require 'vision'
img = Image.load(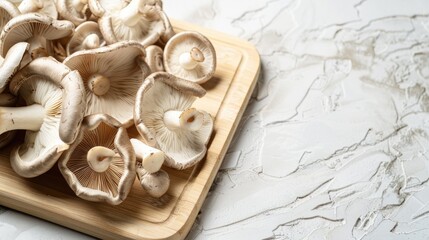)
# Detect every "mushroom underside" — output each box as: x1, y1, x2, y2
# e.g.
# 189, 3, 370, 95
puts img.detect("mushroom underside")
140, 81, 212, 168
